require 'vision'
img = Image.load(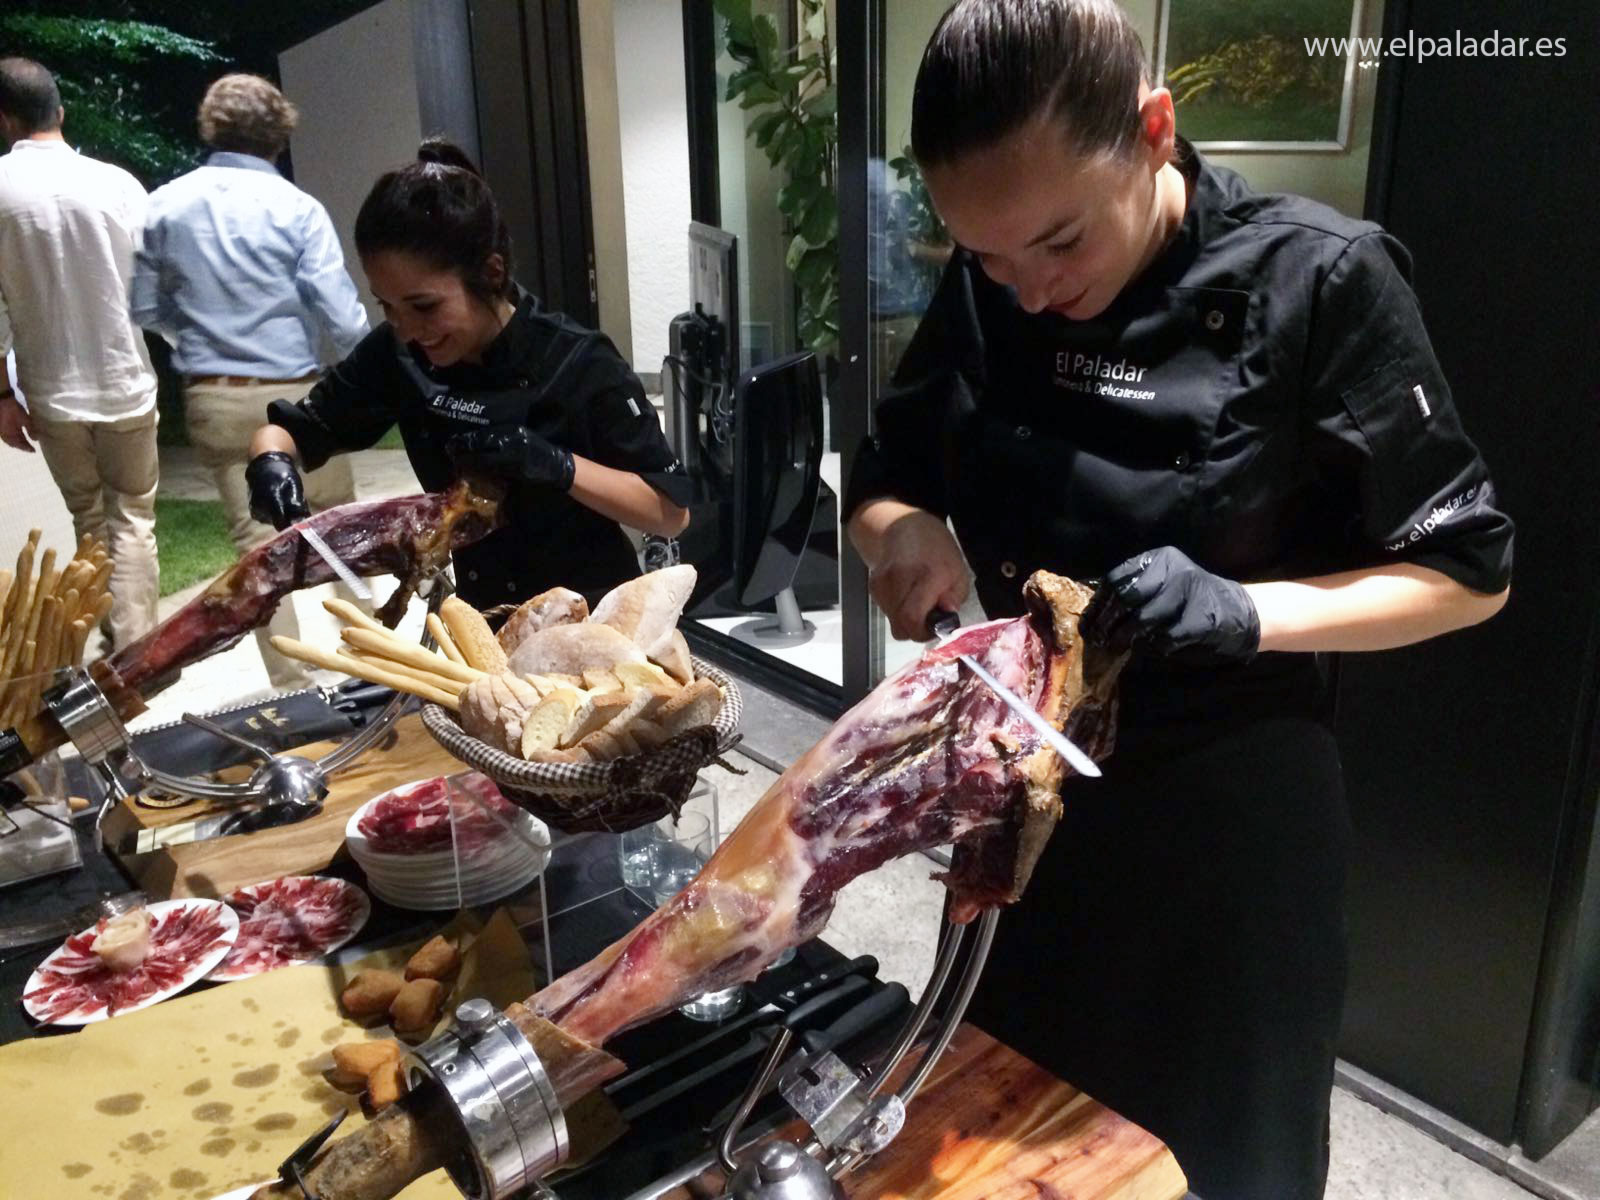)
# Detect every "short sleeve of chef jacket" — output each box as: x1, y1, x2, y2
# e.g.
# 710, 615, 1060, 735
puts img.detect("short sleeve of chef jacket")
843, 257, 984, 523
1302, 231, 1513, 593
571, 335, 696, 508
